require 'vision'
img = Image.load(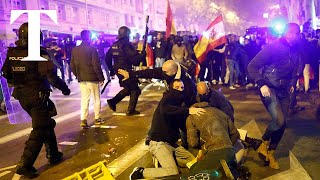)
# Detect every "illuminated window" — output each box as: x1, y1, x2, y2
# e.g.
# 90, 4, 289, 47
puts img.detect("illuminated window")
9, 0, 26, 10
39, 0, 49, 10
88, 9, 92, 25
72, 7, 79, 21
57, 4, 66, 21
